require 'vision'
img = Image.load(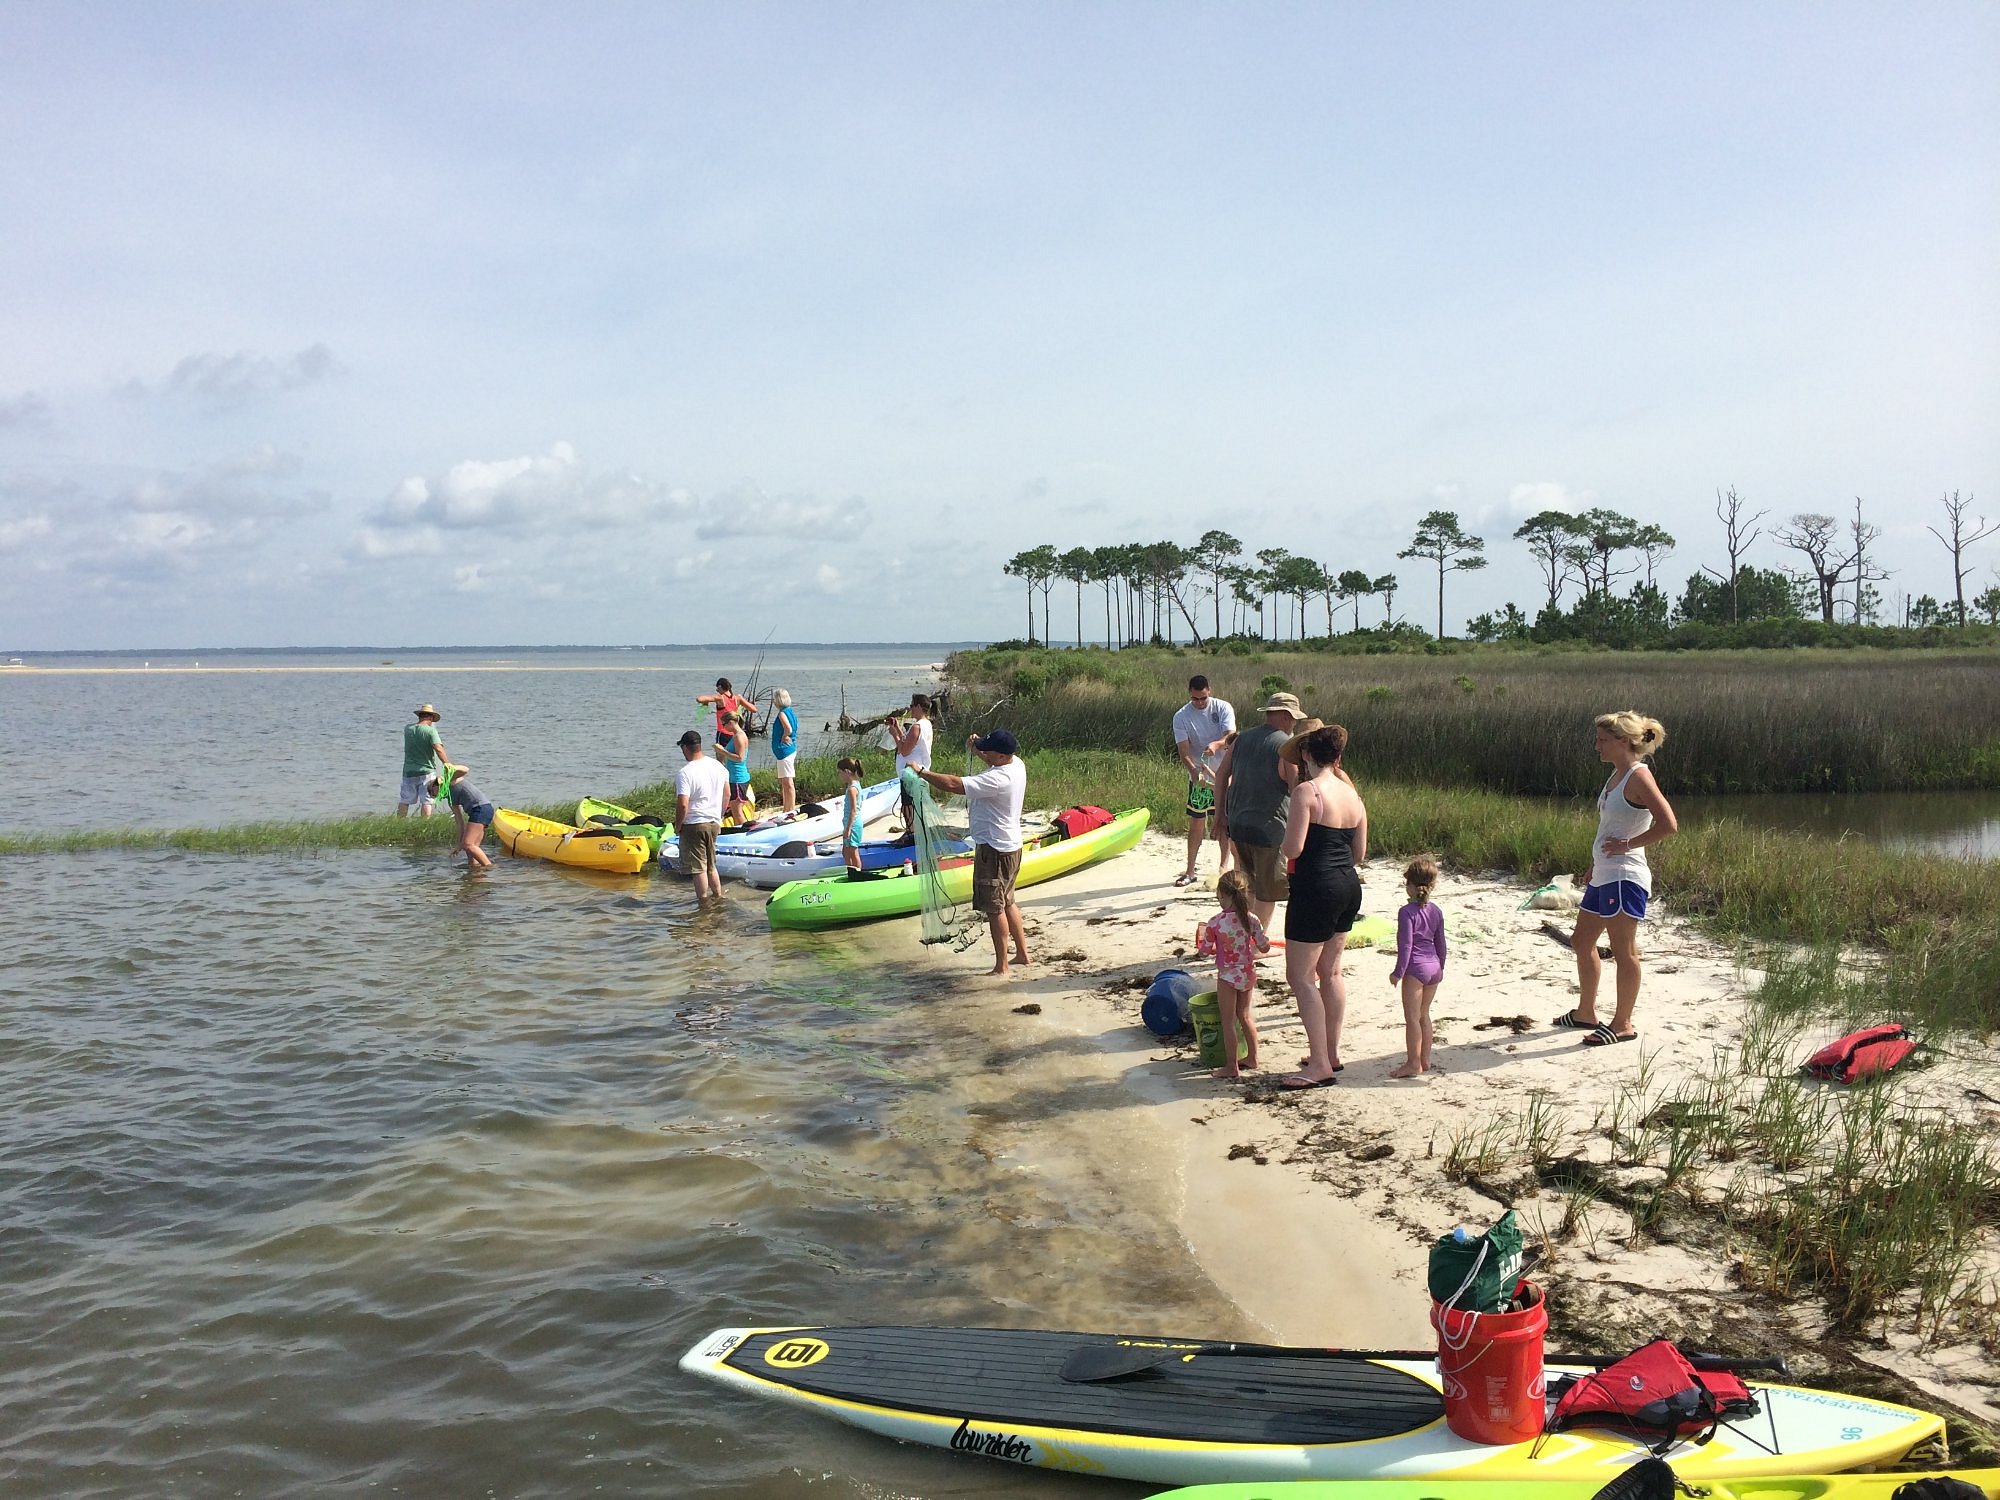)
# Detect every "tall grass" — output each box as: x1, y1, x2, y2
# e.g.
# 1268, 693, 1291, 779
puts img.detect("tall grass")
951, 645, 2000, 794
